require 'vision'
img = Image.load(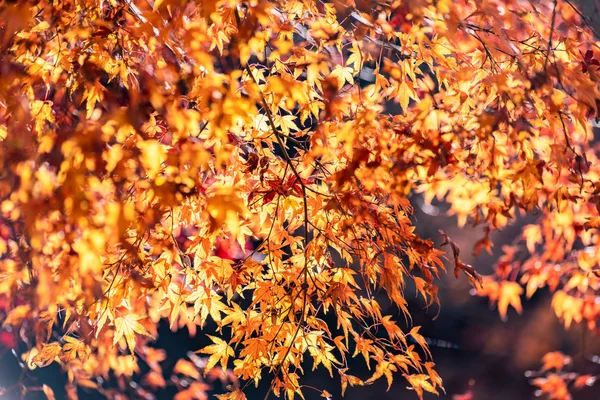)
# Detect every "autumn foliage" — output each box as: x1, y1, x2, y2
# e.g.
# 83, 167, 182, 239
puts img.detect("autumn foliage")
1, 0, 600, 399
